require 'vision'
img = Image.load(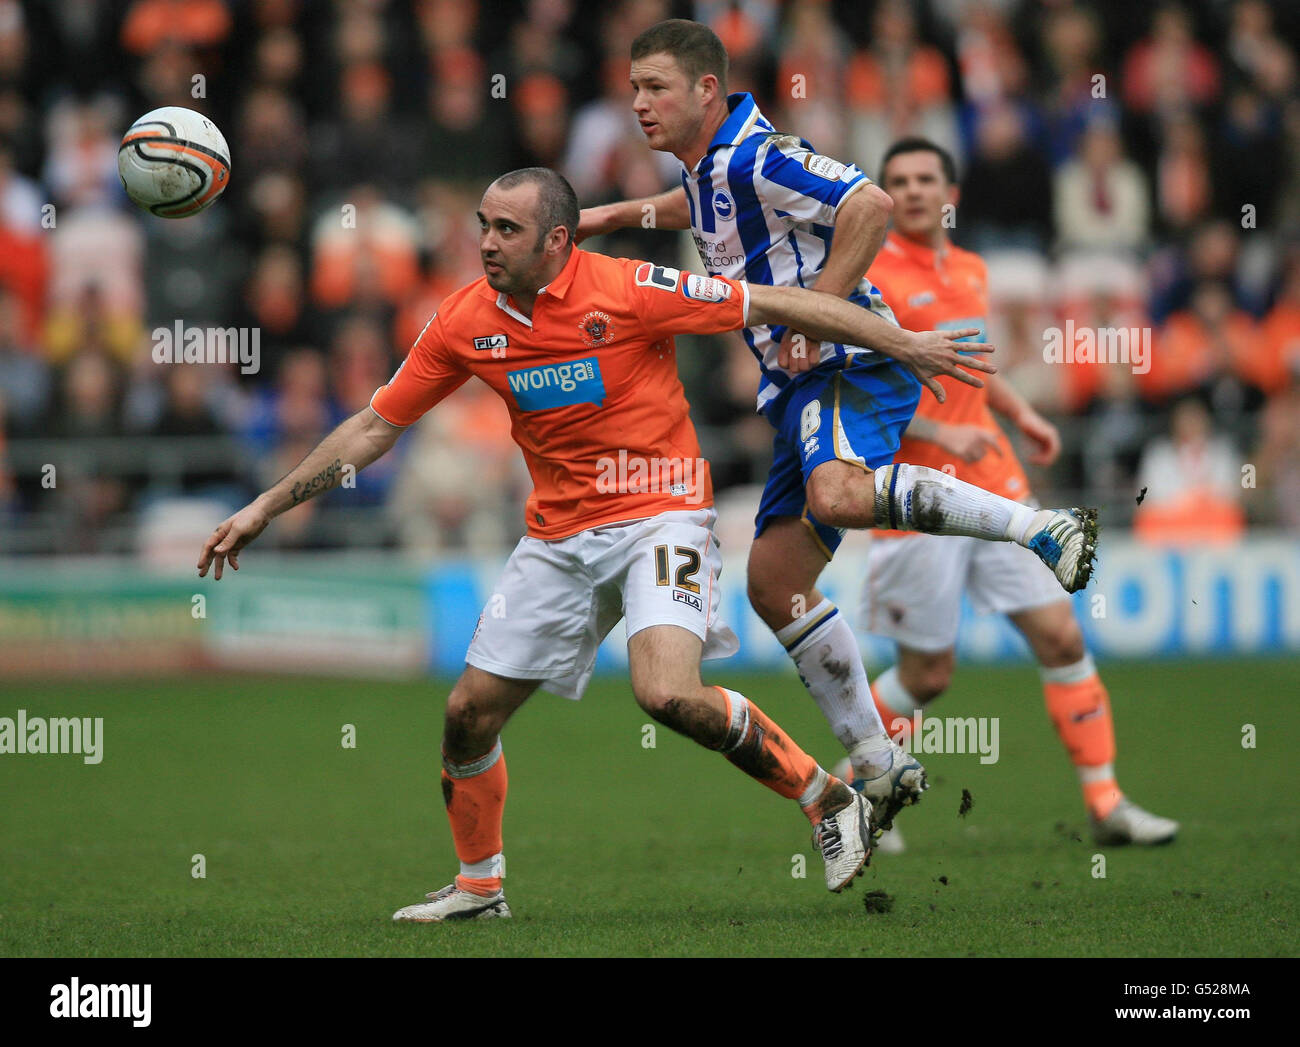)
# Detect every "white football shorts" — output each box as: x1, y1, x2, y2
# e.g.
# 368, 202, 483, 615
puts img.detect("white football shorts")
860, 533, 1067, 652
466, 508, 738, 700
